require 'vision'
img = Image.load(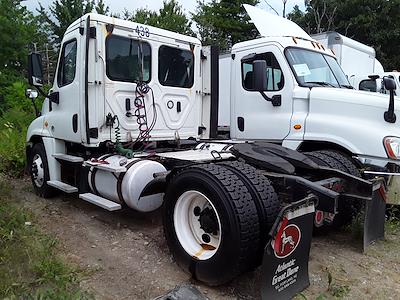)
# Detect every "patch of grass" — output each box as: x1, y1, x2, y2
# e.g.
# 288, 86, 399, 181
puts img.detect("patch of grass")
323, 267, 351, 299
0, 177, 92, 299
386, 206, 400, 235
